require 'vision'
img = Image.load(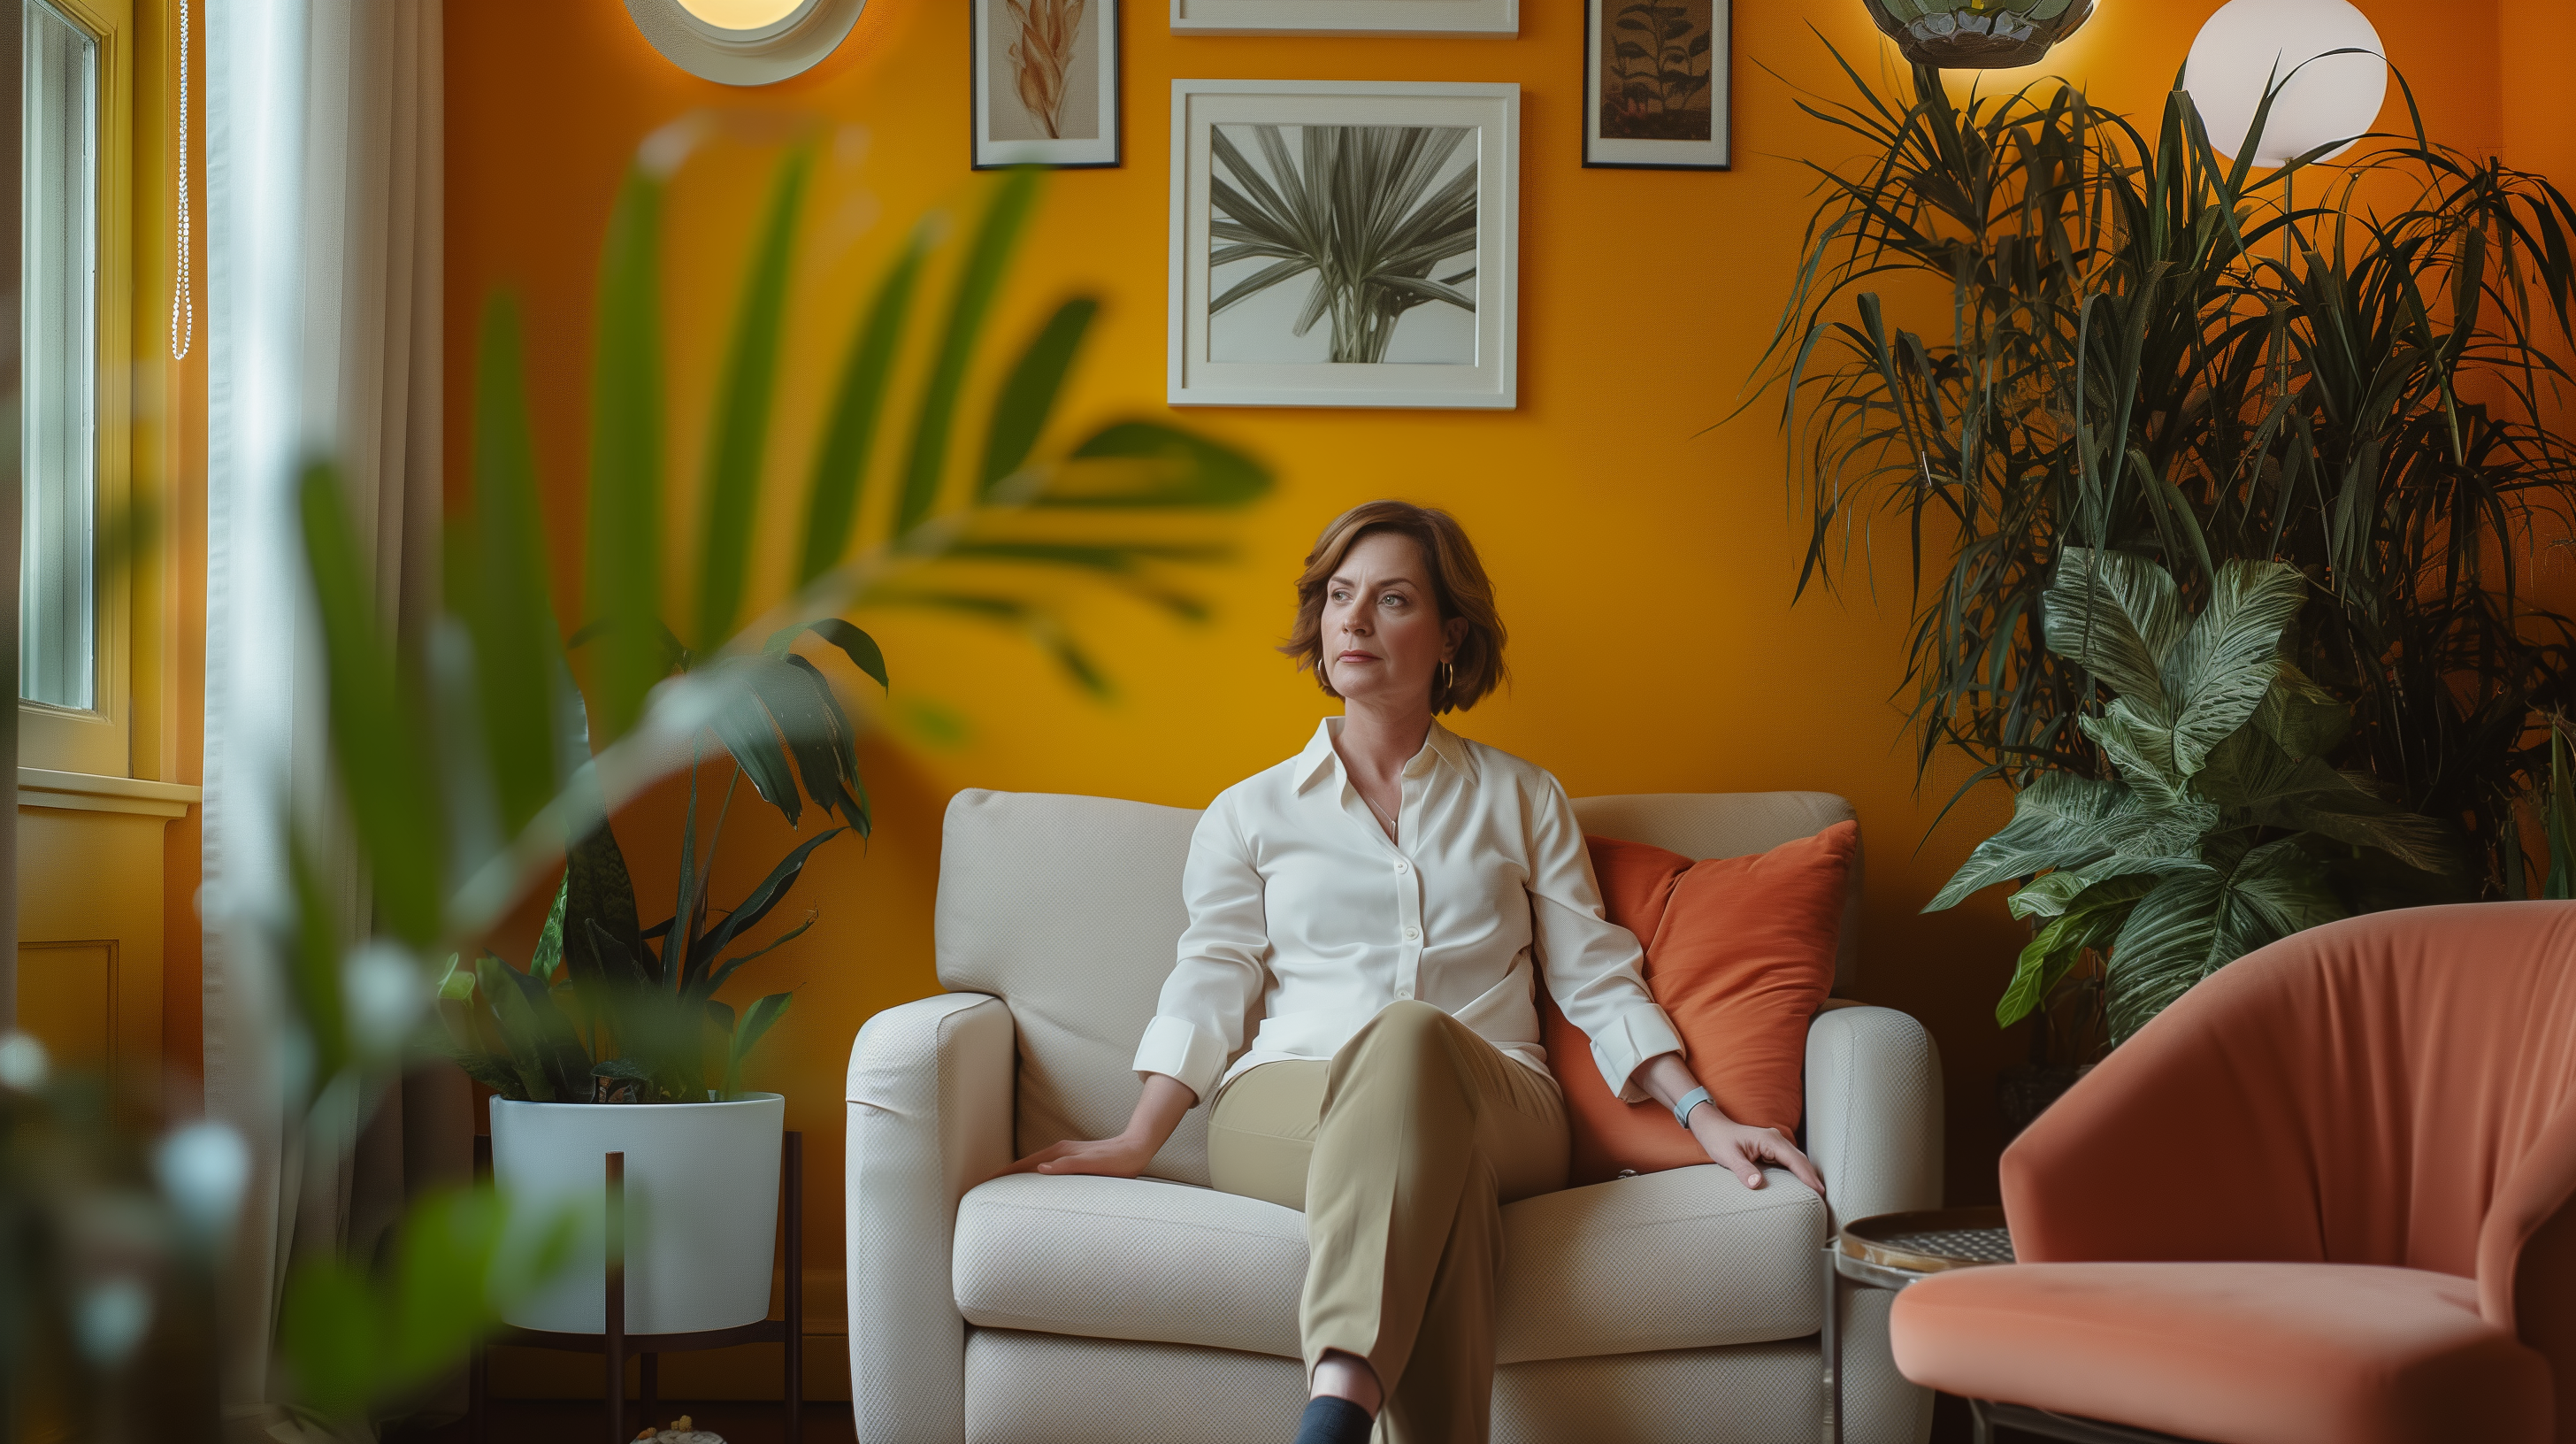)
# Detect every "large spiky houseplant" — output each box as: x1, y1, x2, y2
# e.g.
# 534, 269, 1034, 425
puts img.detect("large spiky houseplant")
1747, 54, 2576, 1043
